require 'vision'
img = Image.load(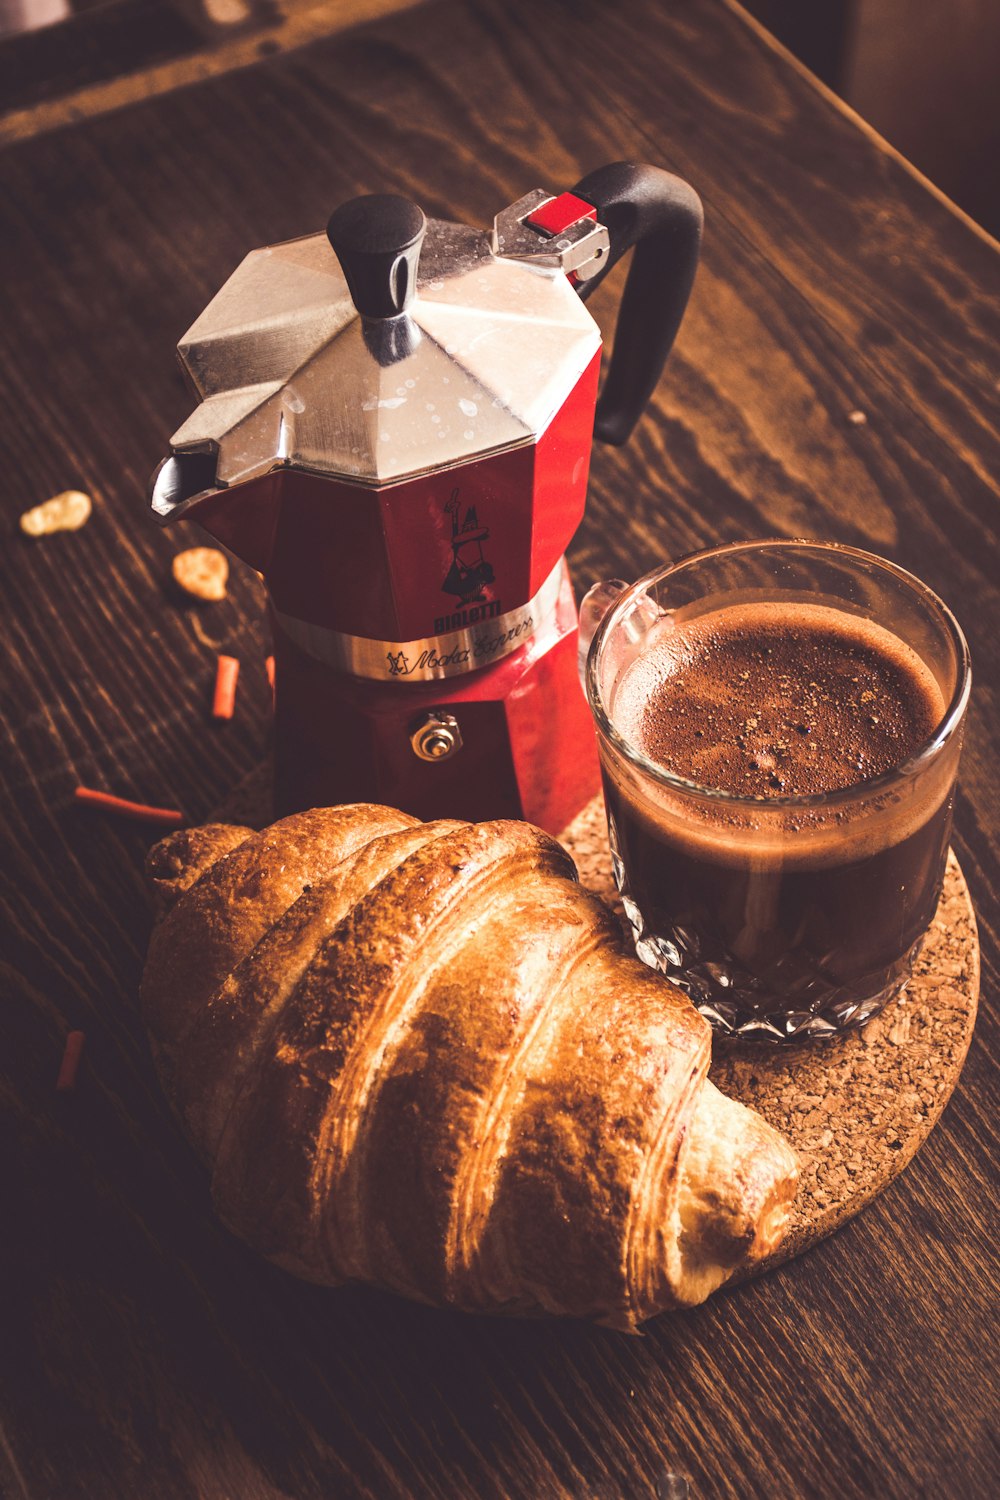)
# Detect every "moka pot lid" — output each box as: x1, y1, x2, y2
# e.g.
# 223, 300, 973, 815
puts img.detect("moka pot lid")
163, 192, 606, 495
